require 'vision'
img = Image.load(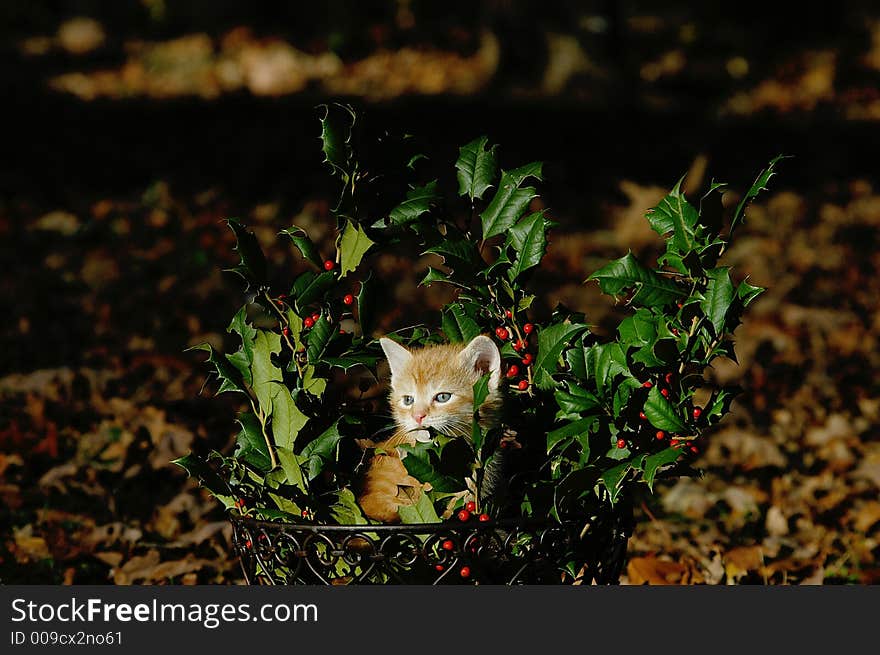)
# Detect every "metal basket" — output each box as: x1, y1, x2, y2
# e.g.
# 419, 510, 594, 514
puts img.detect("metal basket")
231, 500, 632, 585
